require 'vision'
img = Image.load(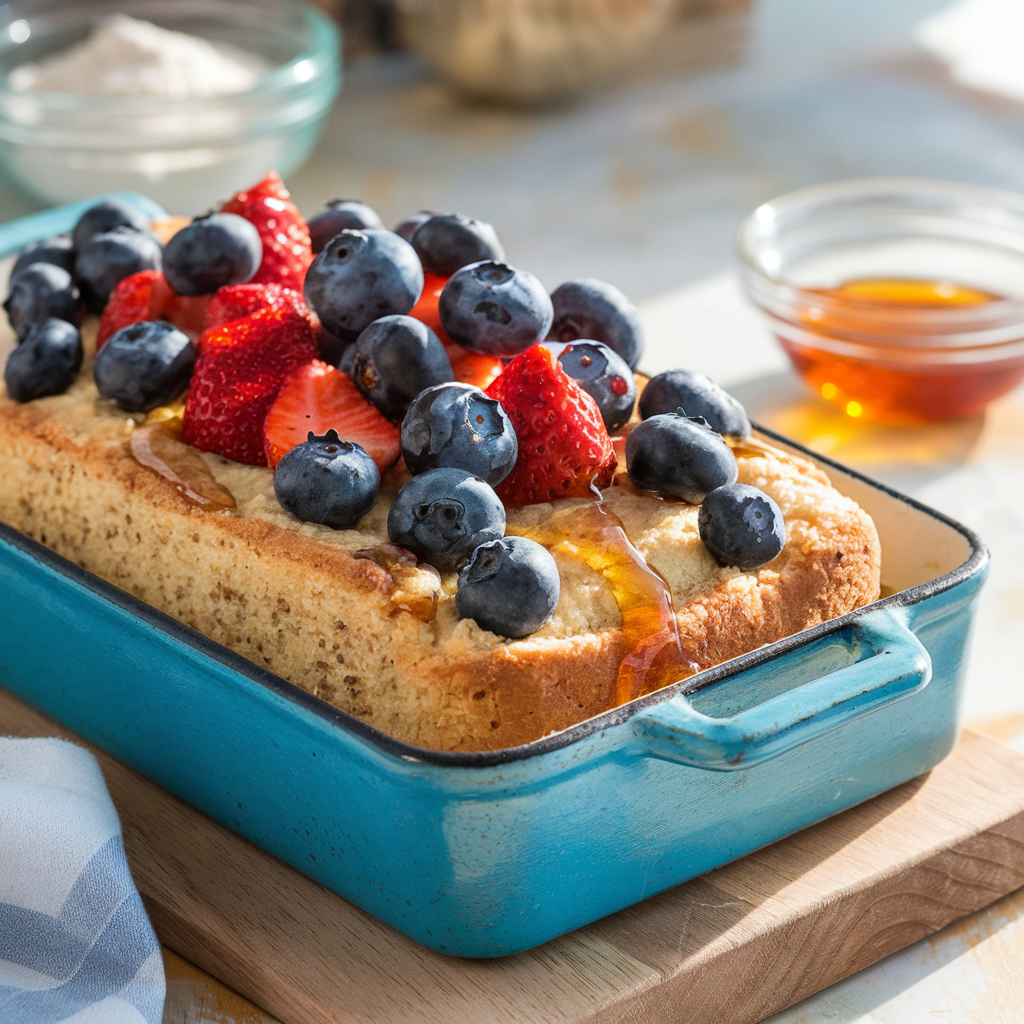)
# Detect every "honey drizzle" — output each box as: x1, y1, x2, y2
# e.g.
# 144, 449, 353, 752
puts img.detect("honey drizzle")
129, 419, 236, 512
353, 544, 441, 623
509, 502, 698, 705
